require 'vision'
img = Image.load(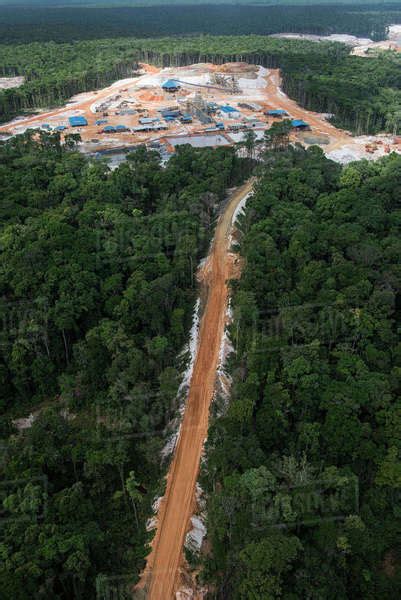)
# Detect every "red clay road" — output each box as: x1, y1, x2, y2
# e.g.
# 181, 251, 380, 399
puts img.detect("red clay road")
138, 179, 254, 599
